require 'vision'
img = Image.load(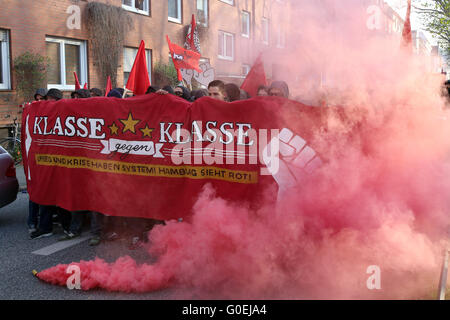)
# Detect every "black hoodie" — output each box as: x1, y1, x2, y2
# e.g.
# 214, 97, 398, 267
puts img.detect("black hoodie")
176, 86, 191, 101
